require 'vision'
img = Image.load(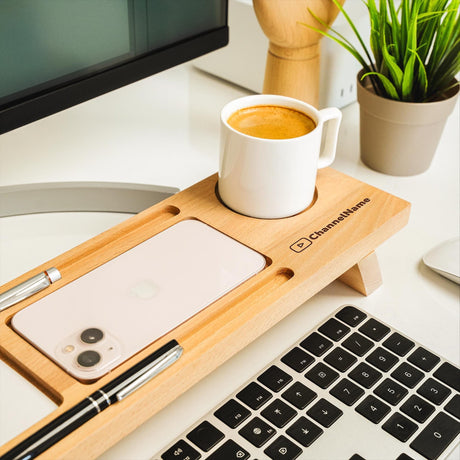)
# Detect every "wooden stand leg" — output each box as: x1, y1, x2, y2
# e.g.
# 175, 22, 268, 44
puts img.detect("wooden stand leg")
338, 251, 383, 296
